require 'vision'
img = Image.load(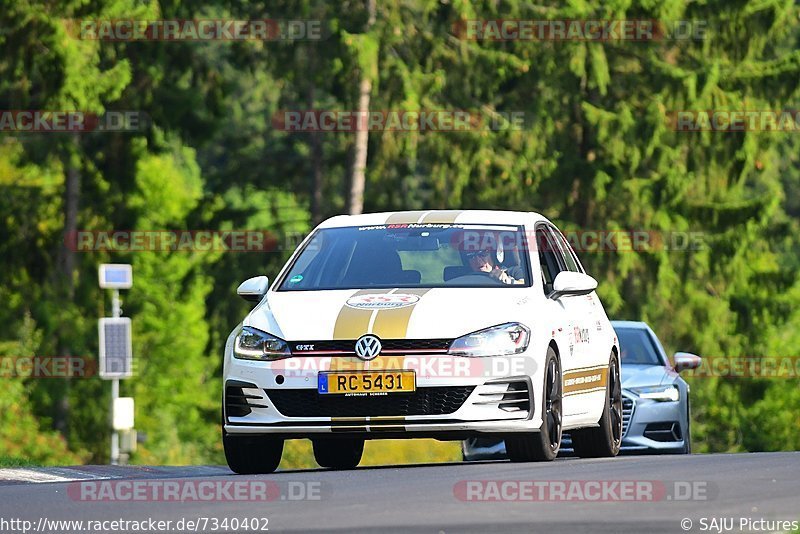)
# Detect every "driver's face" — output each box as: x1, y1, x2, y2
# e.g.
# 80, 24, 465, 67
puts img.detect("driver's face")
469, 250, 493, 272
